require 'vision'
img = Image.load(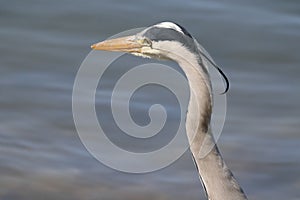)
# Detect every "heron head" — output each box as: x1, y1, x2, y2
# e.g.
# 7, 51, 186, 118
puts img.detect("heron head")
91, 22, 197, 61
